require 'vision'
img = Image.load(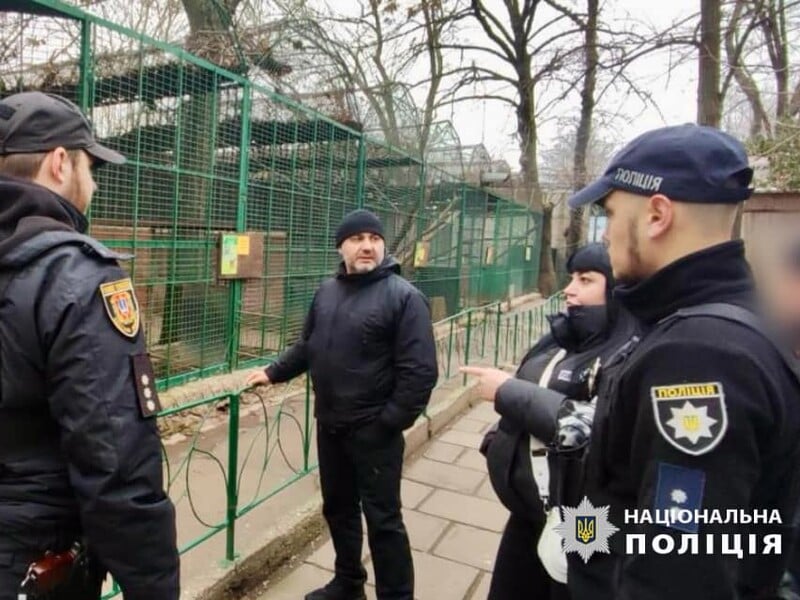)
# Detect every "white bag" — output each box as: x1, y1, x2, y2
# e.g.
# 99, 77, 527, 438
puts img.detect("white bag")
537, 506, 568, 583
